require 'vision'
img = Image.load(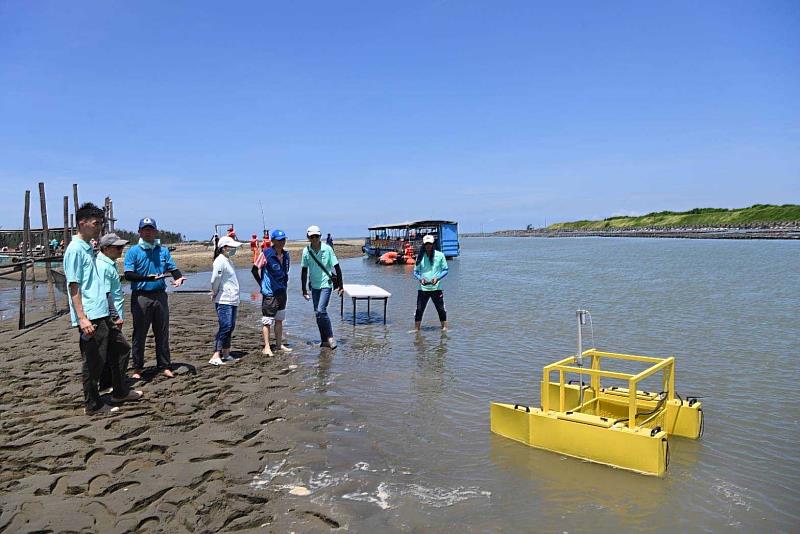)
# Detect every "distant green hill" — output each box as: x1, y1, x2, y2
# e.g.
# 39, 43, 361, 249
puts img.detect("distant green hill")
548, 204, 800, 230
